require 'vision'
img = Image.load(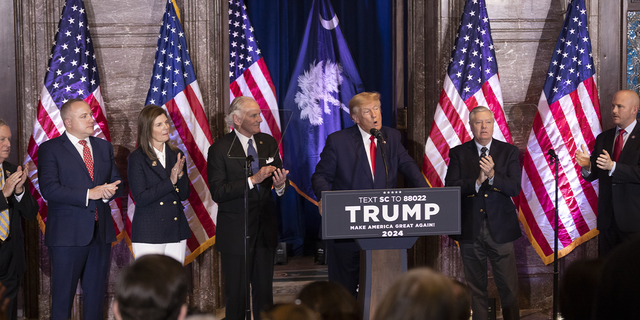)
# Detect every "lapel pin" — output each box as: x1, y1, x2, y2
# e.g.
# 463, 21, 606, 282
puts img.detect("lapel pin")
632, 135, 636, 139
259, 141, 263, 145
152, 161, 157, 166
6, 171, 10, 177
